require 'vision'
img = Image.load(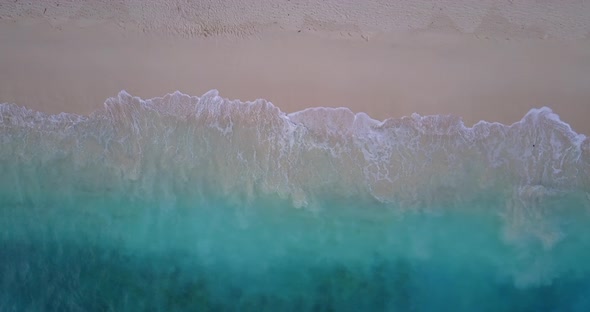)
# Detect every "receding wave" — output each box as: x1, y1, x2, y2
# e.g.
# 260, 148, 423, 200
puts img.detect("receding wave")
1, 90, 589, 311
